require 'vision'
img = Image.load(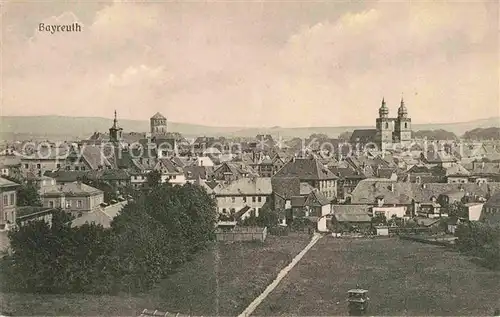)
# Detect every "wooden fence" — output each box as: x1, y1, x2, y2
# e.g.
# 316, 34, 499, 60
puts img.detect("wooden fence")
399, 235, 457, 247
215, 226, 267, 242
